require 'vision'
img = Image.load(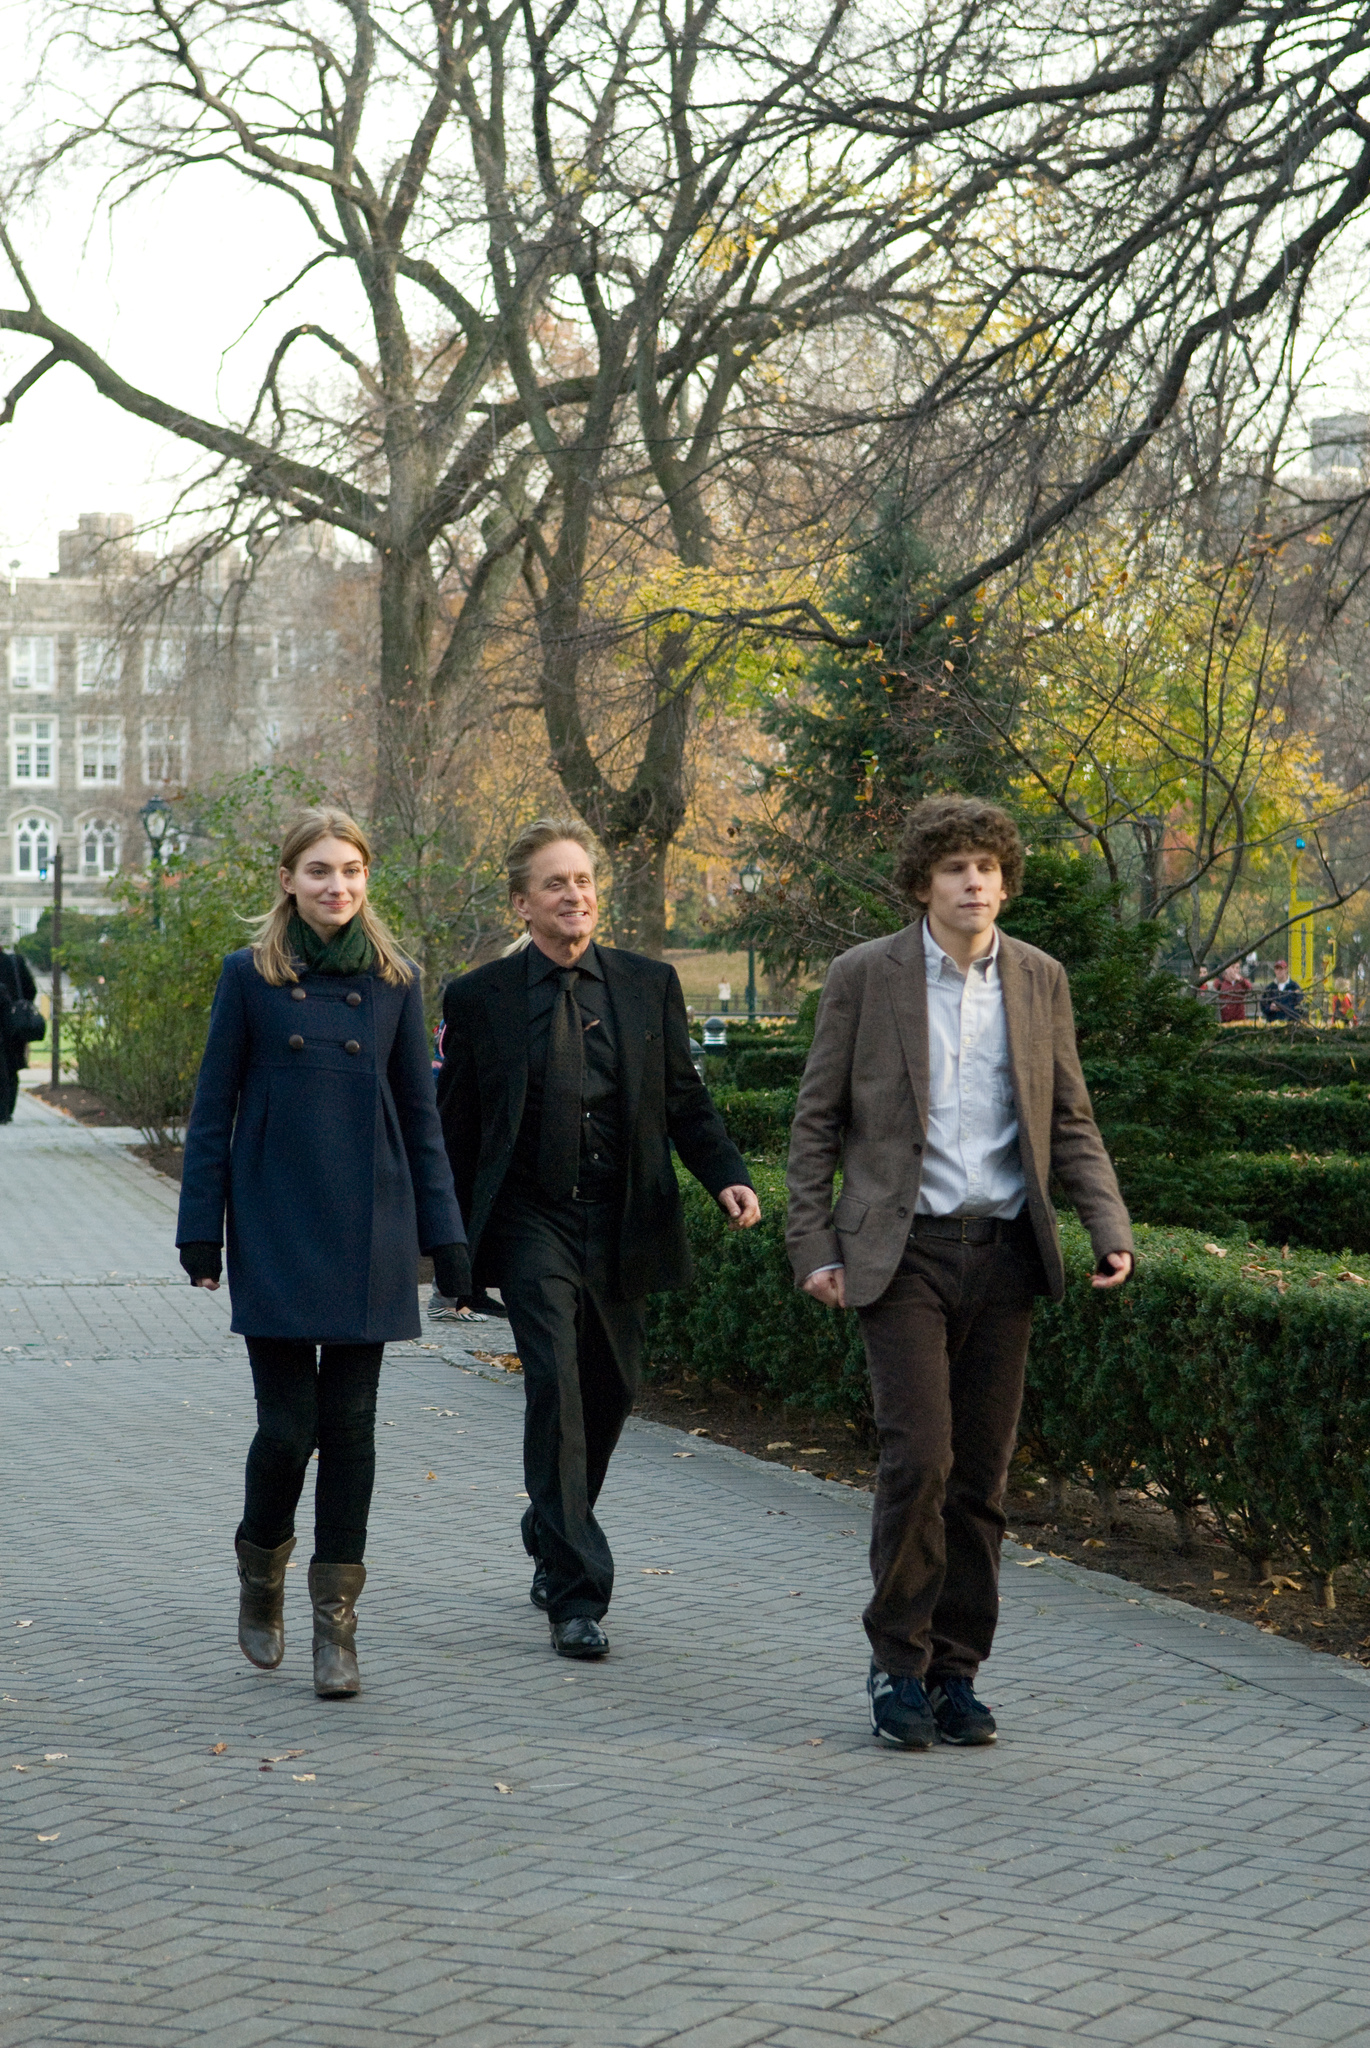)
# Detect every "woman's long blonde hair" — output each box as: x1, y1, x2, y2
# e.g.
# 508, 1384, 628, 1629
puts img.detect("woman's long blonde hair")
250, 809, 413, 987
